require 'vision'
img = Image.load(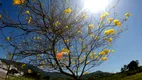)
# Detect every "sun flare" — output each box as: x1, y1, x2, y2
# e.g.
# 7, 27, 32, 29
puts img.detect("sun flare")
84, 0, 109, 13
